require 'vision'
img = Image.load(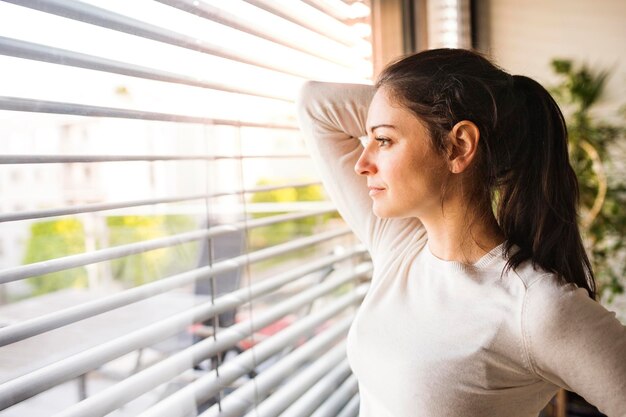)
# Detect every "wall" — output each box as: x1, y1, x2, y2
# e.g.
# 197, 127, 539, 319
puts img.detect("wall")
476, 0, 626, 120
